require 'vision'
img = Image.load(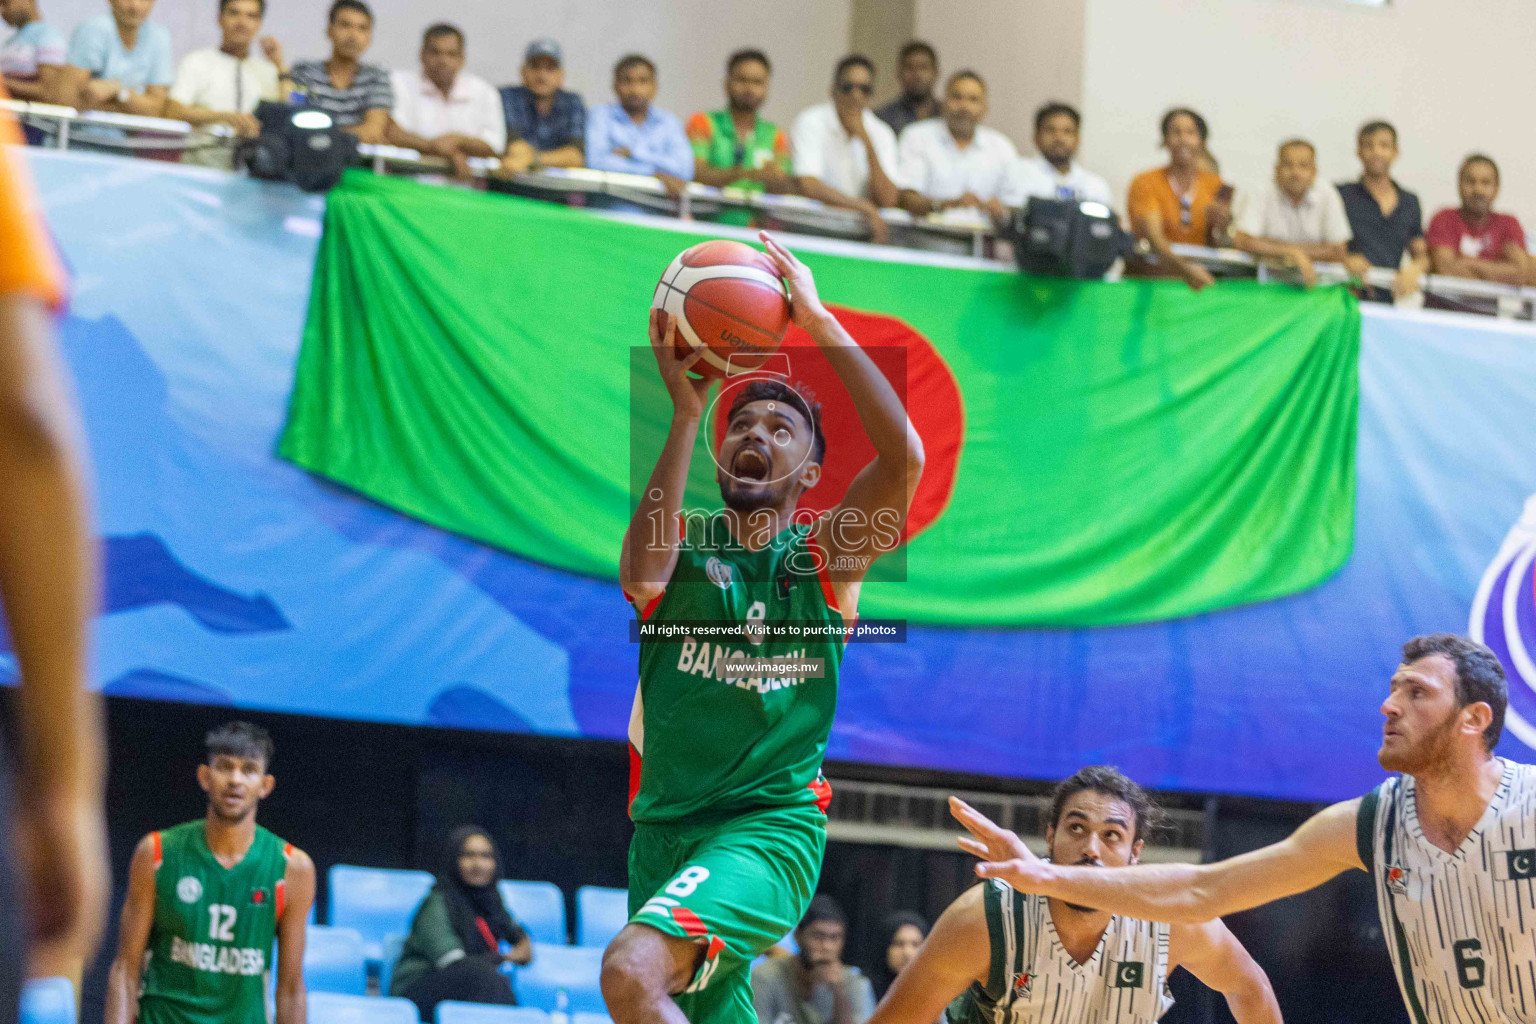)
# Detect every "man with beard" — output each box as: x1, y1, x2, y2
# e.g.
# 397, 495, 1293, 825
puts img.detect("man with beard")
105, 722, 314, 1024
998, 102, 1114, 210
894, 71, 1017, 220
953, 634, 1530, 1024
868, 766, 1280, 1024
603, 231, 923, 1024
